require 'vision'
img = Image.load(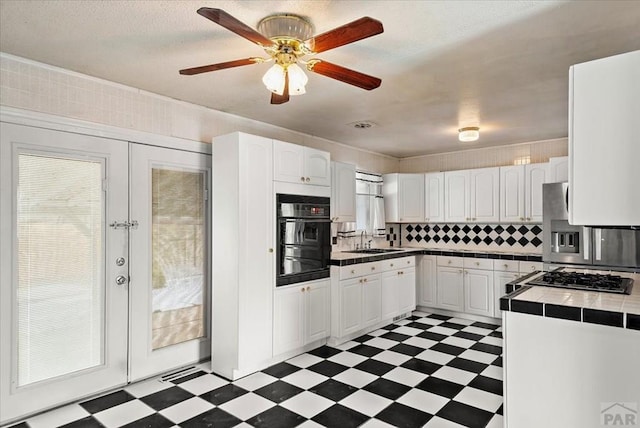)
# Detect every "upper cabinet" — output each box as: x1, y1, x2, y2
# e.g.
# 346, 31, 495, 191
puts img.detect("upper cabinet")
547, 156, 568, 183
331, 161, 356, 222
273, 140, 330, 186
500, 163, 548, 223
569, 50, 640, 225
445, 167, 499, 223
424, 172, 445, 223
383, 173, 425, 223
